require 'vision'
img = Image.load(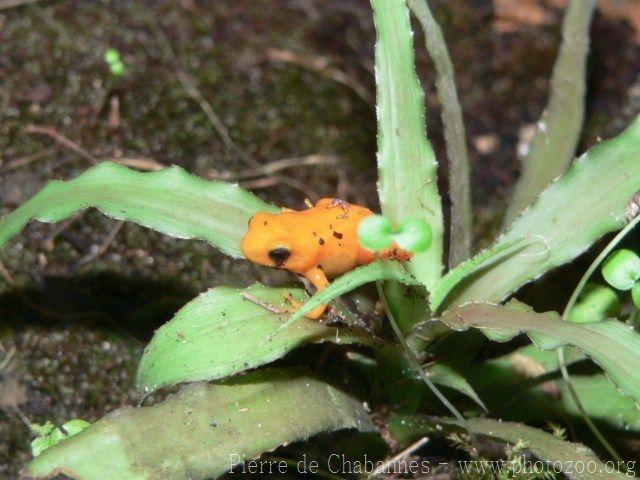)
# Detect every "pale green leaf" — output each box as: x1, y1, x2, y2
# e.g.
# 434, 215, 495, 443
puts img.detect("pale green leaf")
465, 347, 640, 431
390, 415, 626, 479
504, 0, 596, 225
276, 261, 419, 333
371, 0, 444, 289
448, 418, 625, 480
26, 369, 375, 480
427, 363, 486, 412
440, 302, 640, 407
440, 116, 640, 308
137, 283, 372, 394
407, 0, 472, 266
0, 162, 276, 258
